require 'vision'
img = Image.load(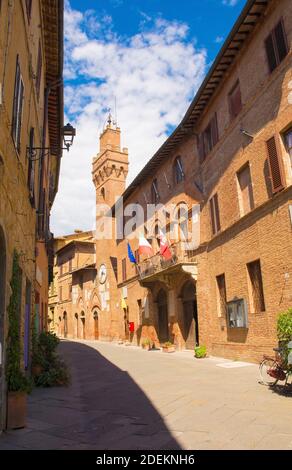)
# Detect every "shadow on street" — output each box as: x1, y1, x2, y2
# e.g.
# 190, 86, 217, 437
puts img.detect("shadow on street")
0, 340, 181, 450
